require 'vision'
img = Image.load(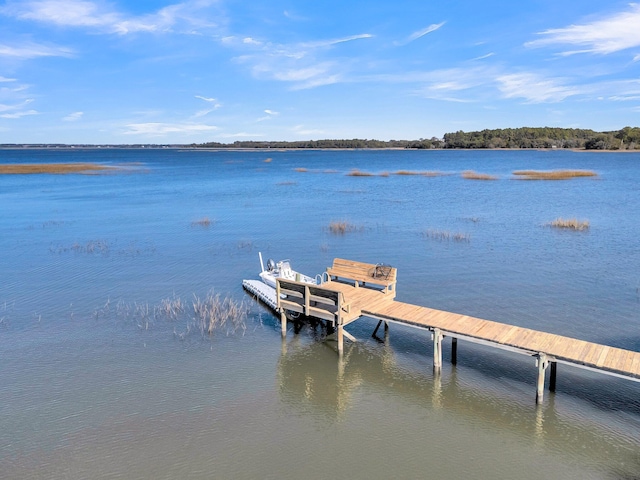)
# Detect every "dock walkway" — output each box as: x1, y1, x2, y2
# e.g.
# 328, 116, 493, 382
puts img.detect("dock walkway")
247, 258, 640, 404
